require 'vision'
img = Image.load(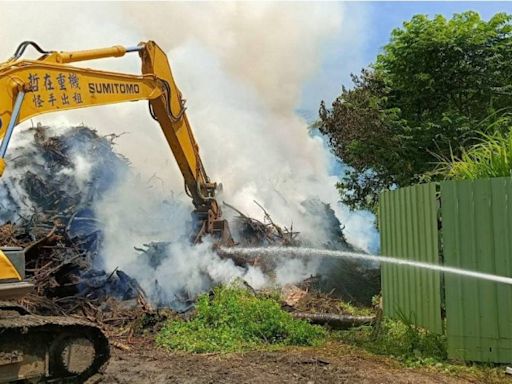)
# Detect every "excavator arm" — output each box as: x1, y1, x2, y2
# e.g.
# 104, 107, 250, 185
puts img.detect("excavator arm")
0, 40, 232, 244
